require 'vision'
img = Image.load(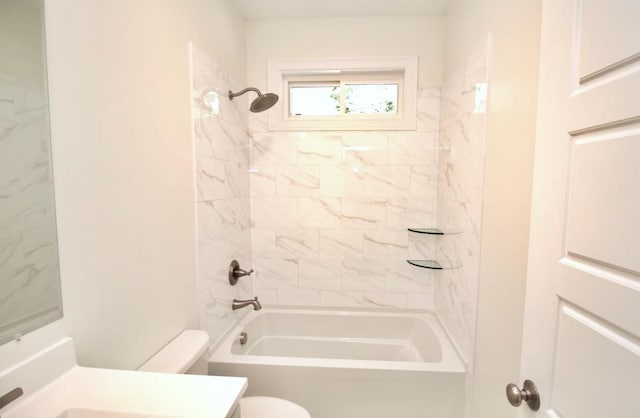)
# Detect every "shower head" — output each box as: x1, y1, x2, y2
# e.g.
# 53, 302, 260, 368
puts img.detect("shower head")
249, 92, 279, 113
228, 87, 279, 113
